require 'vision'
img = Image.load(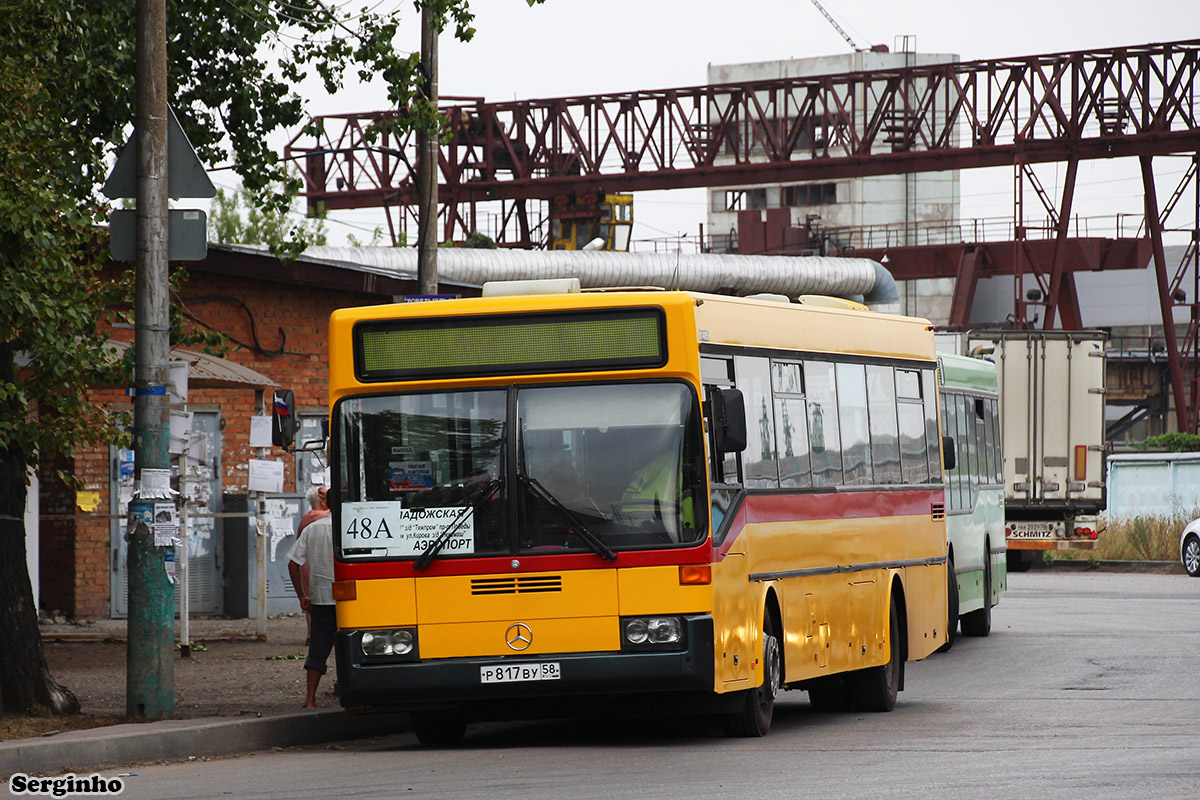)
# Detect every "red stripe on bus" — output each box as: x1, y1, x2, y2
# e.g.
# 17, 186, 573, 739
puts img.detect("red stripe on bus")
334, 540, 712, 580
714, 487, 944, 560
335, 487, 943, 578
